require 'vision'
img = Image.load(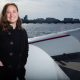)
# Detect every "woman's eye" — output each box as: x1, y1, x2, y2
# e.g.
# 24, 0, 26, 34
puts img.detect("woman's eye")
13, 10, 17, 13
6, 11, 10, 14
